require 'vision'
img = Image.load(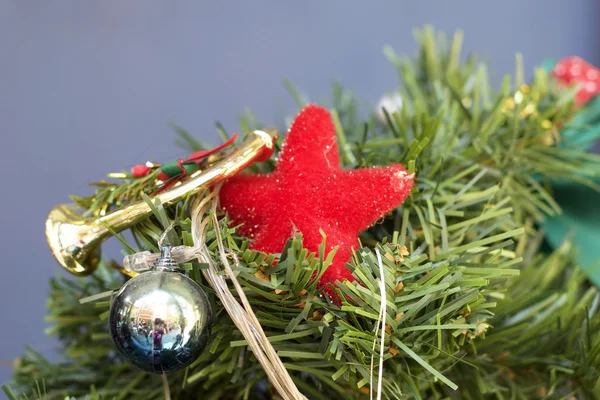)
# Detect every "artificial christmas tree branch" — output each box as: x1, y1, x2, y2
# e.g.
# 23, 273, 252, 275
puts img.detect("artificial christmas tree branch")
5, 26, 600, 399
